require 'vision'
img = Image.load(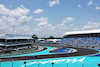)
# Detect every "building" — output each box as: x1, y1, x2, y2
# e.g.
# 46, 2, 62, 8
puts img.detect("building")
0, 34, 34, 53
